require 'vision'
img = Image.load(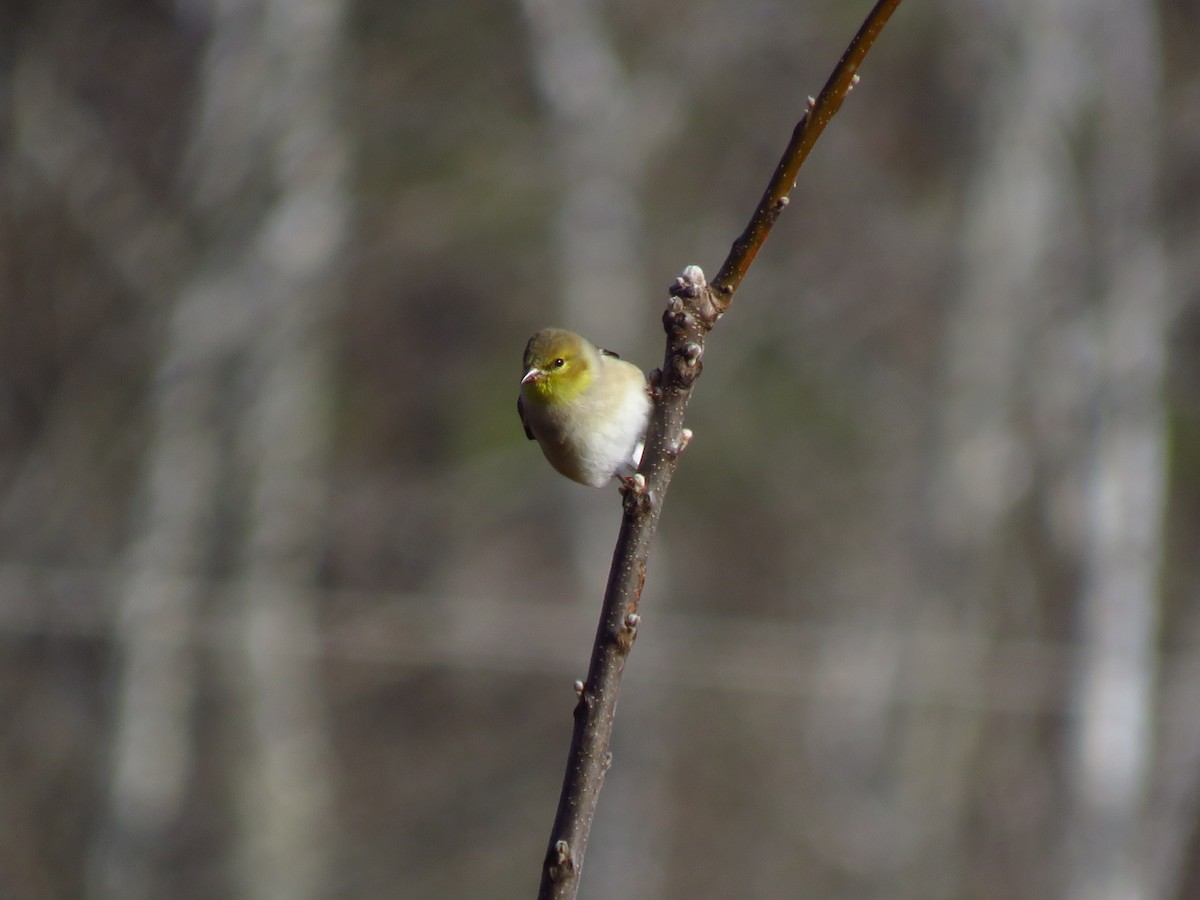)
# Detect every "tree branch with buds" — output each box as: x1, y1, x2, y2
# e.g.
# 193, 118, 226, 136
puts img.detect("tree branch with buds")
536, 2, 905, 897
